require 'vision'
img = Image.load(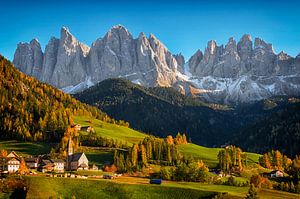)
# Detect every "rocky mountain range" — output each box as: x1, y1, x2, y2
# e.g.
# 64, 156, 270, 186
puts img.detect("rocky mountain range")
13, 25, 300, 104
